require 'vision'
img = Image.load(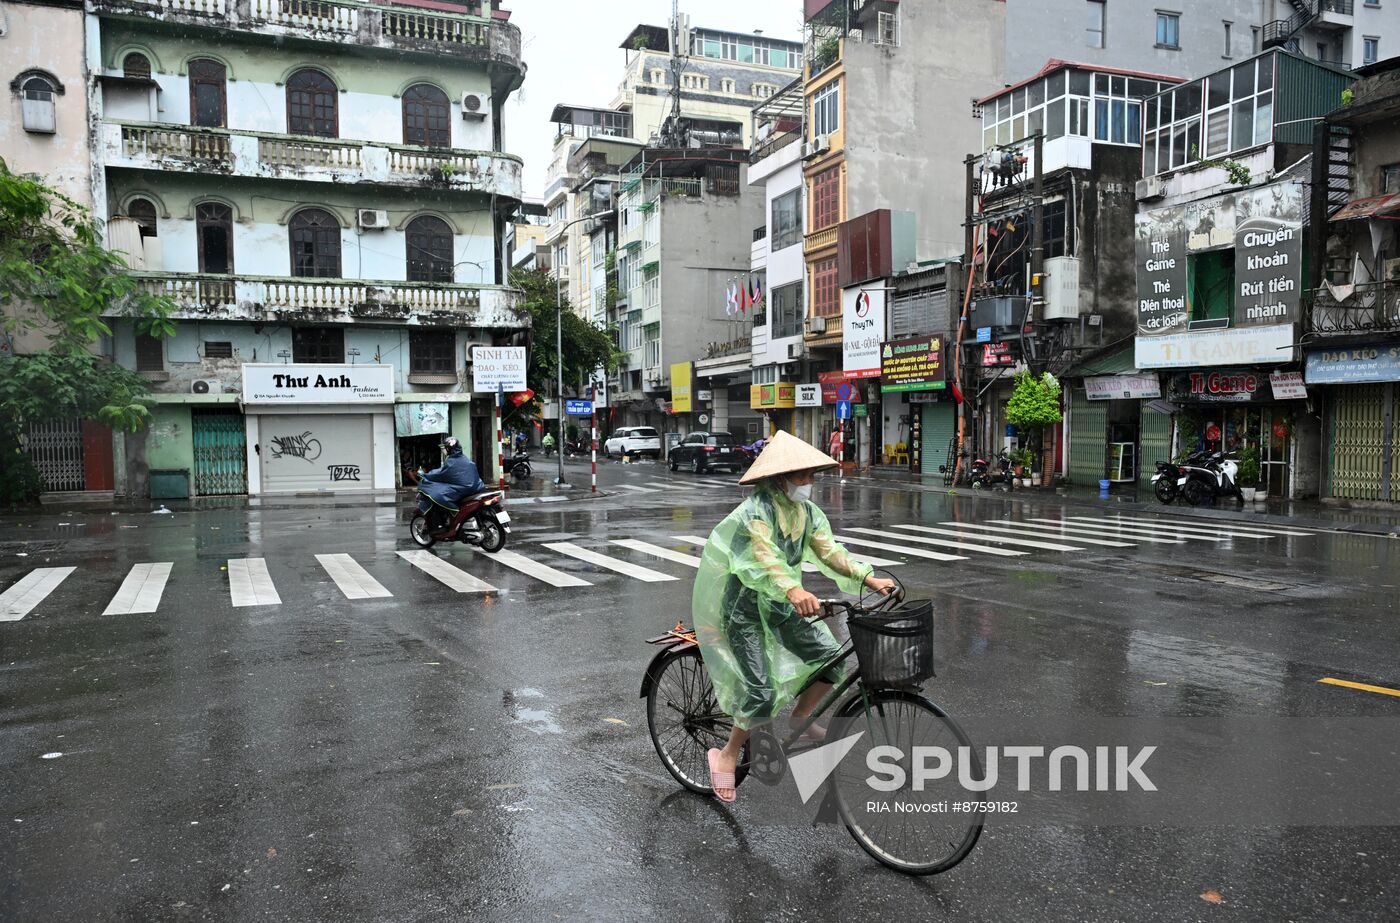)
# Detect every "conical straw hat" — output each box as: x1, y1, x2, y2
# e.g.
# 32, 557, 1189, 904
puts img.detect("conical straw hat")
738, 429, 839, 485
